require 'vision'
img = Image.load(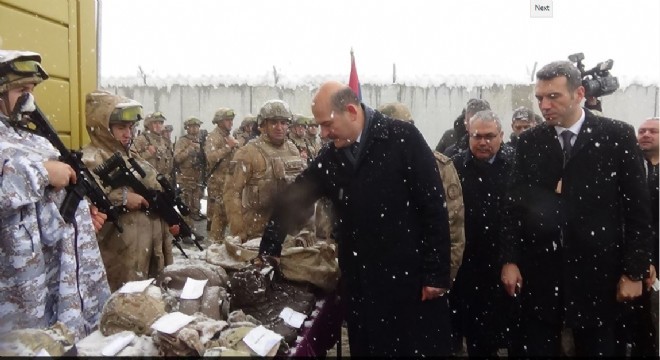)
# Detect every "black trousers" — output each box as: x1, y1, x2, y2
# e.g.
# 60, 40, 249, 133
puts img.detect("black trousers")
511, 316, 617, 357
